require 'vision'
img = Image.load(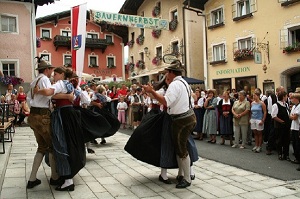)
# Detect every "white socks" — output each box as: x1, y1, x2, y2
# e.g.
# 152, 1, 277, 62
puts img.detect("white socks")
61, 178, 73, 188
177, 155, 191, 182
160, 168, 168, 180
29, 152, 44, 181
